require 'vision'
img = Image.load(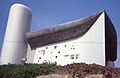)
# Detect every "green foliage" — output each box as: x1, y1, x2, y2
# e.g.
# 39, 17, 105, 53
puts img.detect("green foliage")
0, 62, 57, 78
1, 63, 120, 78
